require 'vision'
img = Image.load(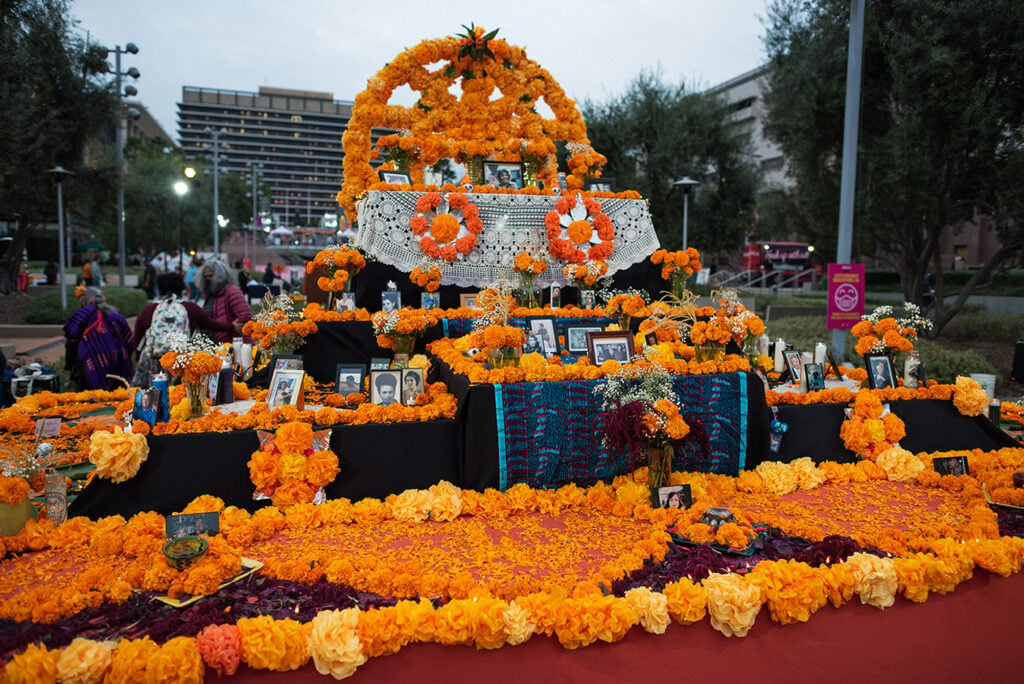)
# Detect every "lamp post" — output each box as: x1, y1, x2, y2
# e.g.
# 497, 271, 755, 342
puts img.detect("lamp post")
246, 162, 263, 266
206, 127, 225, 259
174, 179, 189, 273
101, 42, 140, 286
671, 177, 700, 250
46, 166, 74, 310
